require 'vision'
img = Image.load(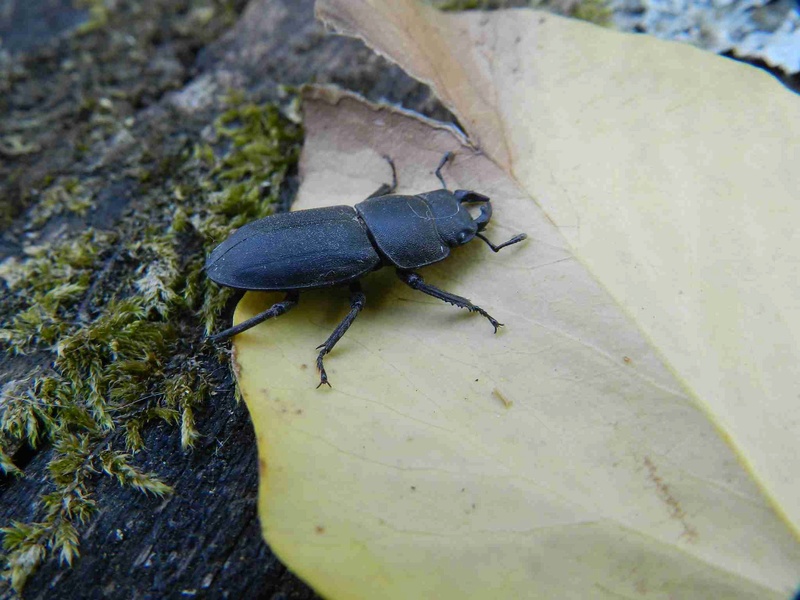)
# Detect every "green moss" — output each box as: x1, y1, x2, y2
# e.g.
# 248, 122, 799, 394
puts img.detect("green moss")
0, 93, 303, 591
164, 368, 210, 449
192, 99, 303, 334
571, 0, 611, 26
0, 229, 111, 351
29, 180, 94, 228
0, 135, 42, 157
74, 0, 110, 35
